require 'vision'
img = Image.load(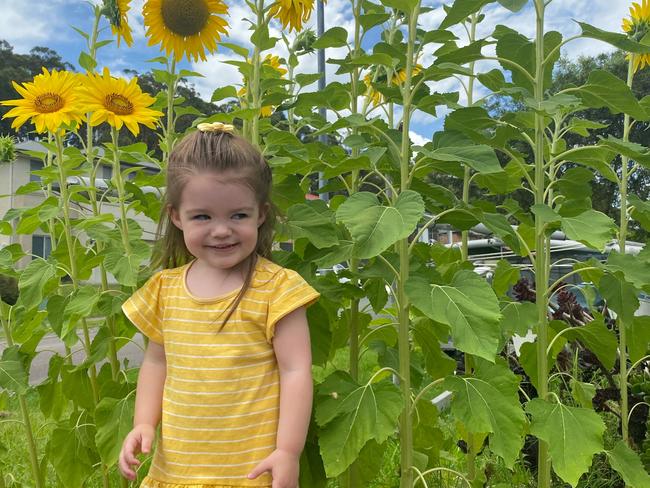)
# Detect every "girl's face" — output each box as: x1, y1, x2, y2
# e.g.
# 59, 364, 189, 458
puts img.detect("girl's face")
170, 171, 266, 274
